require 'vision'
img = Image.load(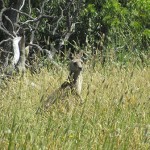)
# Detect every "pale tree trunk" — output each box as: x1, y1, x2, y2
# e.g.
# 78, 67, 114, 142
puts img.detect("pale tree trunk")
12, 37, 21, 66
16, 30, 26, 73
